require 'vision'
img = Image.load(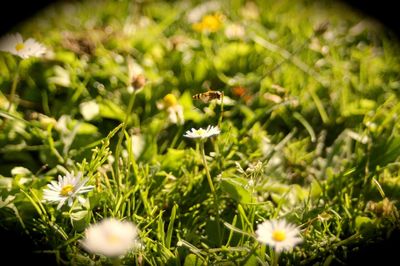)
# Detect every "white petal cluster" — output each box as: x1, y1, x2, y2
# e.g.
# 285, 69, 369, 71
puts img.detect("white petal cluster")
43, 171, 94, 209
81, 218, 140, 257
0, 33, 46, 59
255, 219, 302, 252
183, 125, 220, 139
